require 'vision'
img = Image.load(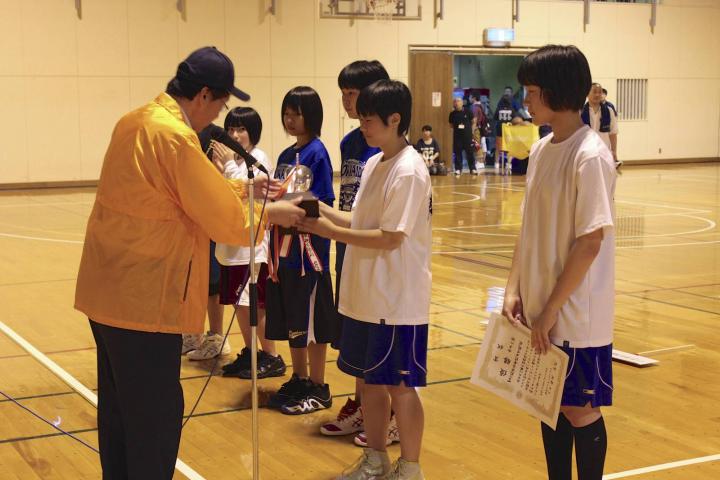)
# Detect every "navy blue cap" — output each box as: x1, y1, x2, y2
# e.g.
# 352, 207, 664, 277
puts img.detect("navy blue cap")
175, 46, 250, 101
